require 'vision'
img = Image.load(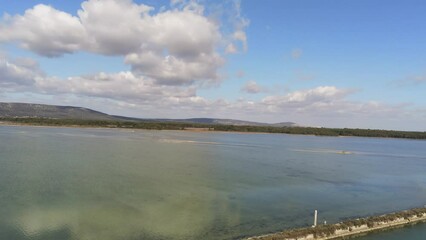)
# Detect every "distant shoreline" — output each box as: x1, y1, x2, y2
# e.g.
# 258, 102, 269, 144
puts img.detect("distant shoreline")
1, 118, 425, 140
246, 207, 426, 240
0, 121, 274, 136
